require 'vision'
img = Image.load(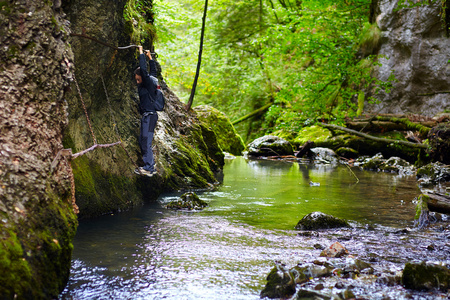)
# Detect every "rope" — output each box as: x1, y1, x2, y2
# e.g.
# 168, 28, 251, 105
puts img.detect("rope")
70, 33, 139, 51
73, 73, 97, 144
